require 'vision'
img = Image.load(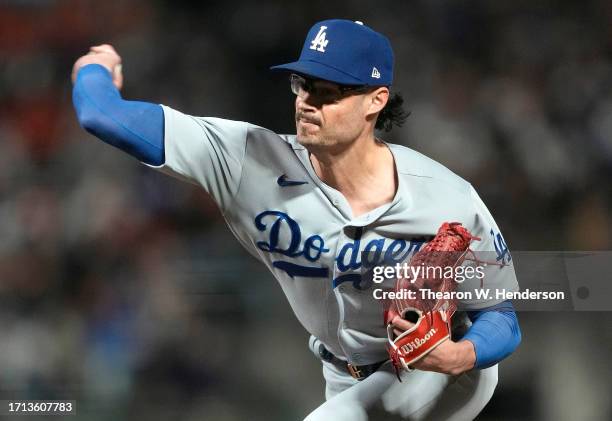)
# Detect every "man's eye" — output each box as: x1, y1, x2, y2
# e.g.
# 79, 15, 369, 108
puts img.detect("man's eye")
316, 88, 338, 97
